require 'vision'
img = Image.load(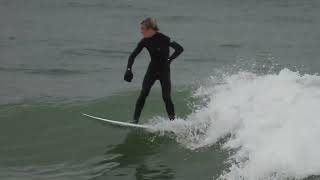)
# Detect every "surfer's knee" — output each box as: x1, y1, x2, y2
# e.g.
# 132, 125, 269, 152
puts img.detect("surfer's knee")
162, 94, 172, 103
139, 89, 150, 99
